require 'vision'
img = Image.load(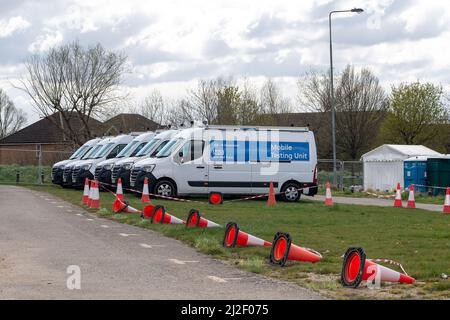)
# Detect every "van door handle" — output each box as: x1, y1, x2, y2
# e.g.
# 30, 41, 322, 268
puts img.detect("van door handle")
214, 165, 223, 169
196, 166, 205, 169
